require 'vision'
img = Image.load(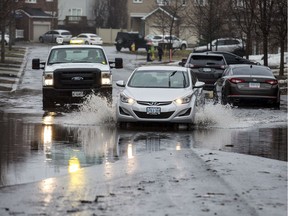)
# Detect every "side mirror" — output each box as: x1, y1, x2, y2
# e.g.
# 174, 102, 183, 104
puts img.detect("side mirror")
110, 58, 123, 69
116, 80, 126, 87
32, 58, 40, 69
193, 81, 205, 89
178, 58, 187, 67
